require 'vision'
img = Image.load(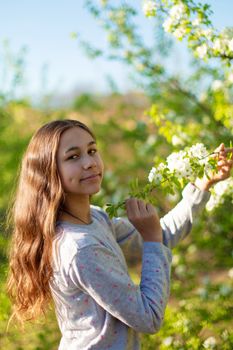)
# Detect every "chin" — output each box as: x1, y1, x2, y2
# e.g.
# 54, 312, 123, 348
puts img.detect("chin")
85, 184, 101, 196
91, 186, 102, 195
